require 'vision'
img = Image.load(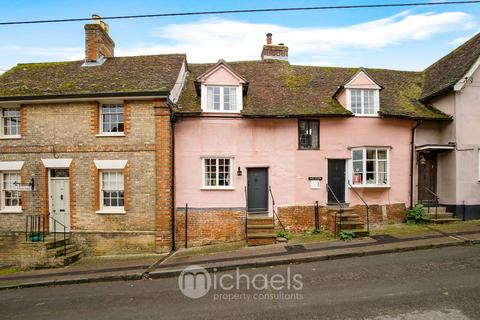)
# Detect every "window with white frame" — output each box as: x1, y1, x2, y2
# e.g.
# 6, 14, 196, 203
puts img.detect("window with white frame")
1, 172, 21, 210
1, 108, 20, 137
202, 158, 233, 188
100, 171, 124, 210
351, 148, 389, 186
348, 89, 378, 116
205, 86, 238, 112
100, 104, 124, 134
